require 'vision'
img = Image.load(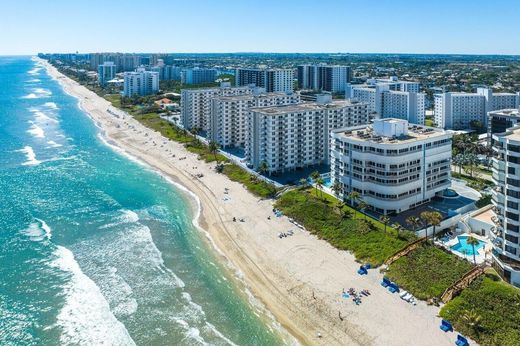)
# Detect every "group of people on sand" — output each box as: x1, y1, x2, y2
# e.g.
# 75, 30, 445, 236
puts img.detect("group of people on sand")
342, 287, 371, 305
